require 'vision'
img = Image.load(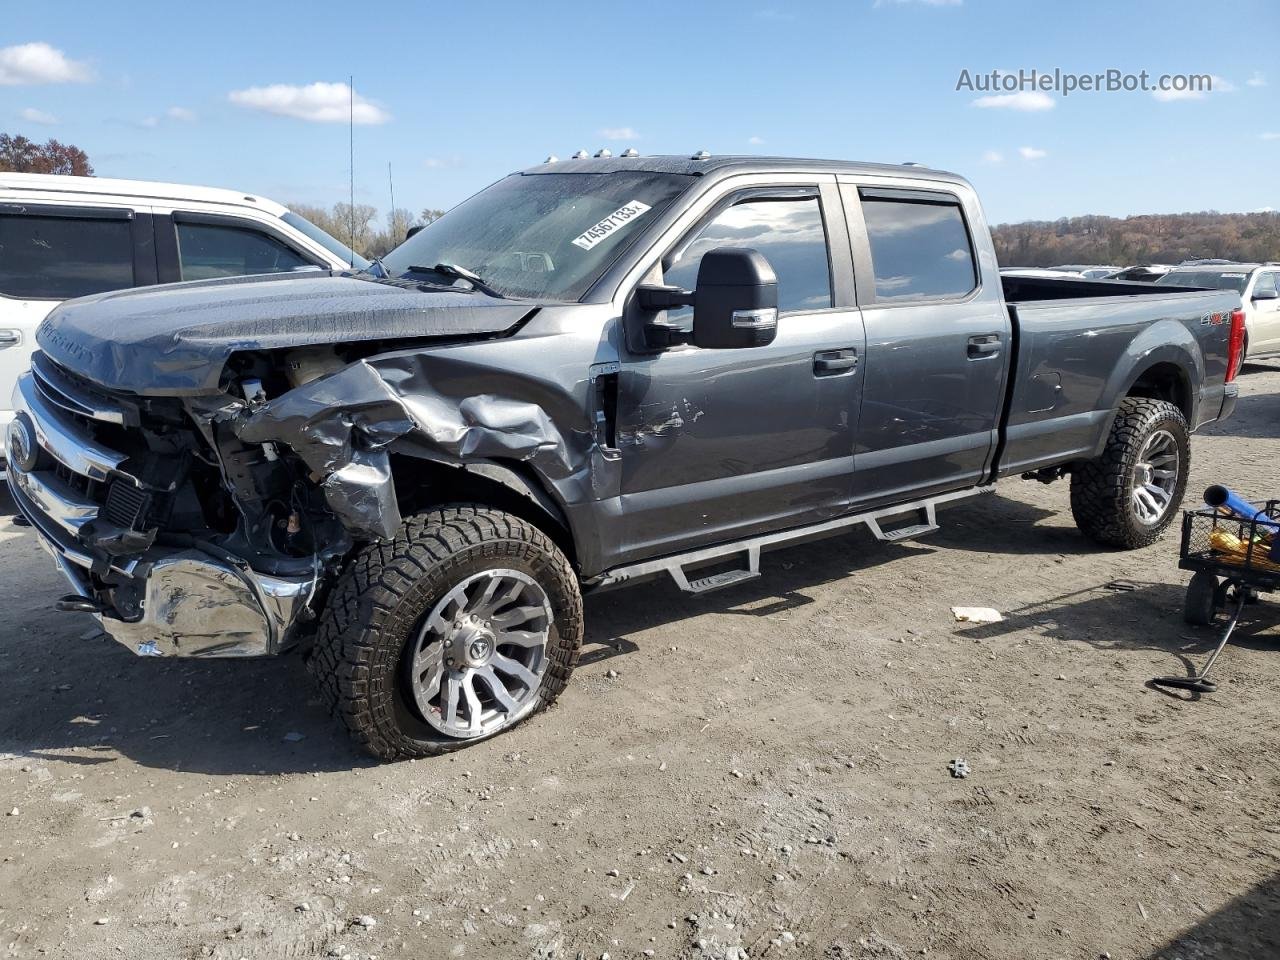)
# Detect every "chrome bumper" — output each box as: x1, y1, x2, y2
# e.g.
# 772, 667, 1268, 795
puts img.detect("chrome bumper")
7, 367, 315, 657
